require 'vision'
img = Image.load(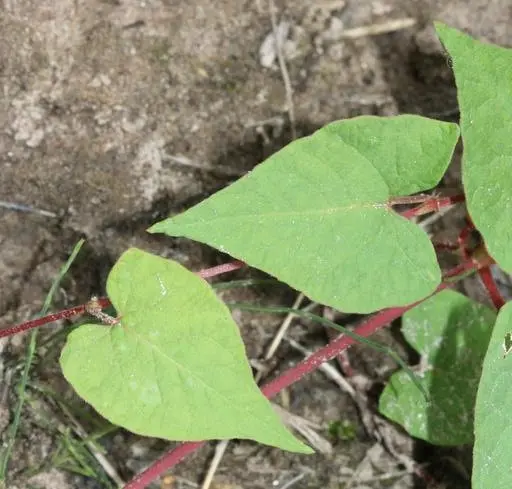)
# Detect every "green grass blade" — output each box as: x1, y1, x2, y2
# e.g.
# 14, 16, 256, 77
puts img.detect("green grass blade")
212, 278, 281, 290
0, 239, 85, 481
